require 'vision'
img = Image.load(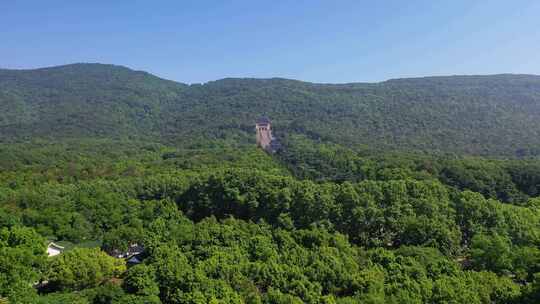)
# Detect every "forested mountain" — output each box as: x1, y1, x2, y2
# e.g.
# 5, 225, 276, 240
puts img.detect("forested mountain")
4, 64, 540, 303
0, 64, 186, 141
1, 63, 540, 156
